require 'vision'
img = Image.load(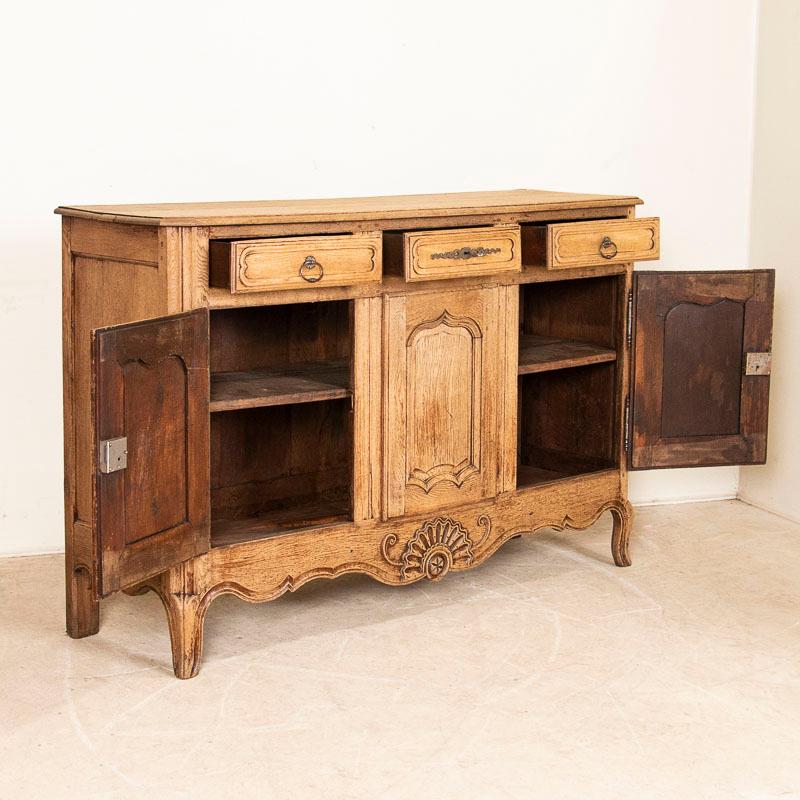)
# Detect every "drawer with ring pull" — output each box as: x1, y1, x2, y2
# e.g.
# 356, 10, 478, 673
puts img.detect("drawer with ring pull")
209, 232, 382, 293
384, 224, 521, 282
522, 217, 660, 270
